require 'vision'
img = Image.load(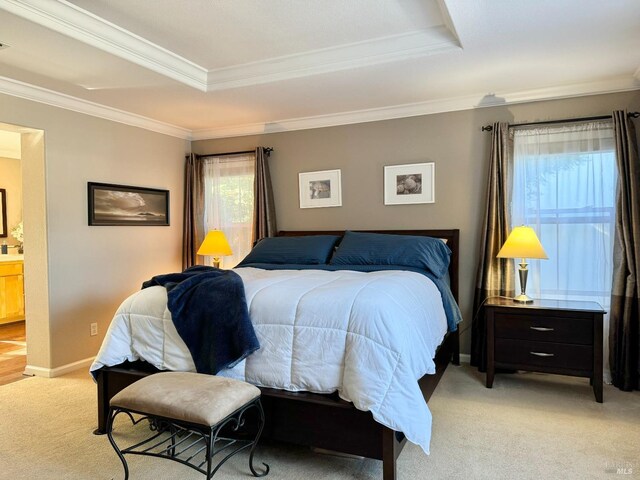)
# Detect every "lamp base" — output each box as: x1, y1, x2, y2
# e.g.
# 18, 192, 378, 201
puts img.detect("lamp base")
514, 260, 534, 303
513, 293, 534, 304
211, 257, 221, 269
